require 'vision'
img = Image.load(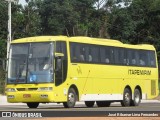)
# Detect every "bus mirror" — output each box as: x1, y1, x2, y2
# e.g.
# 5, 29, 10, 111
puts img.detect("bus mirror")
55, 53, 64, 58
55, 53, 64, 72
